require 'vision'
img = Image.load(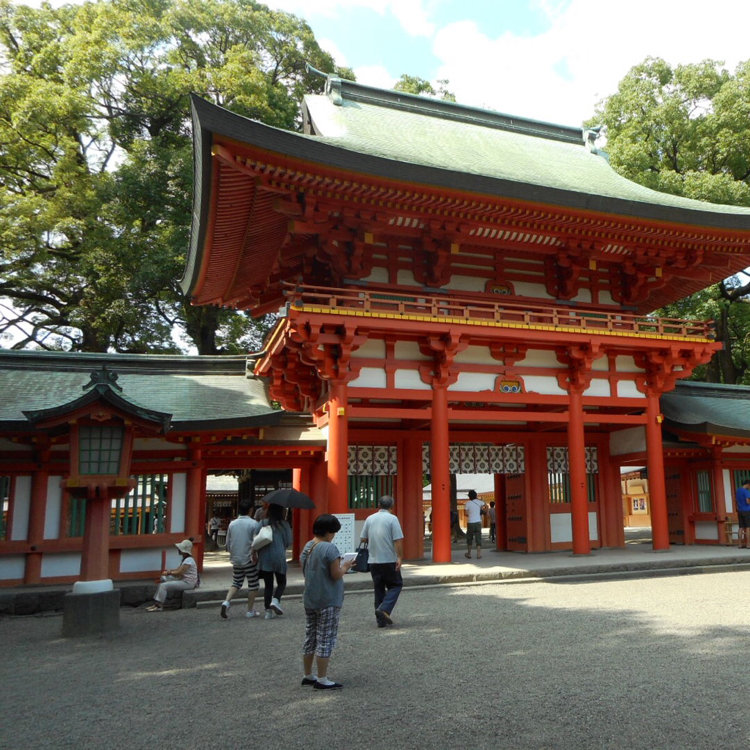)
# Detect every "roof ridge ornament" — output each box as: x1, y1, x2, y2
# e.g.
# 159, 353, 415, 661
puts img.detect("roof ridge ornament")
583, 125, 609, 161
84, 365, 122, 393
